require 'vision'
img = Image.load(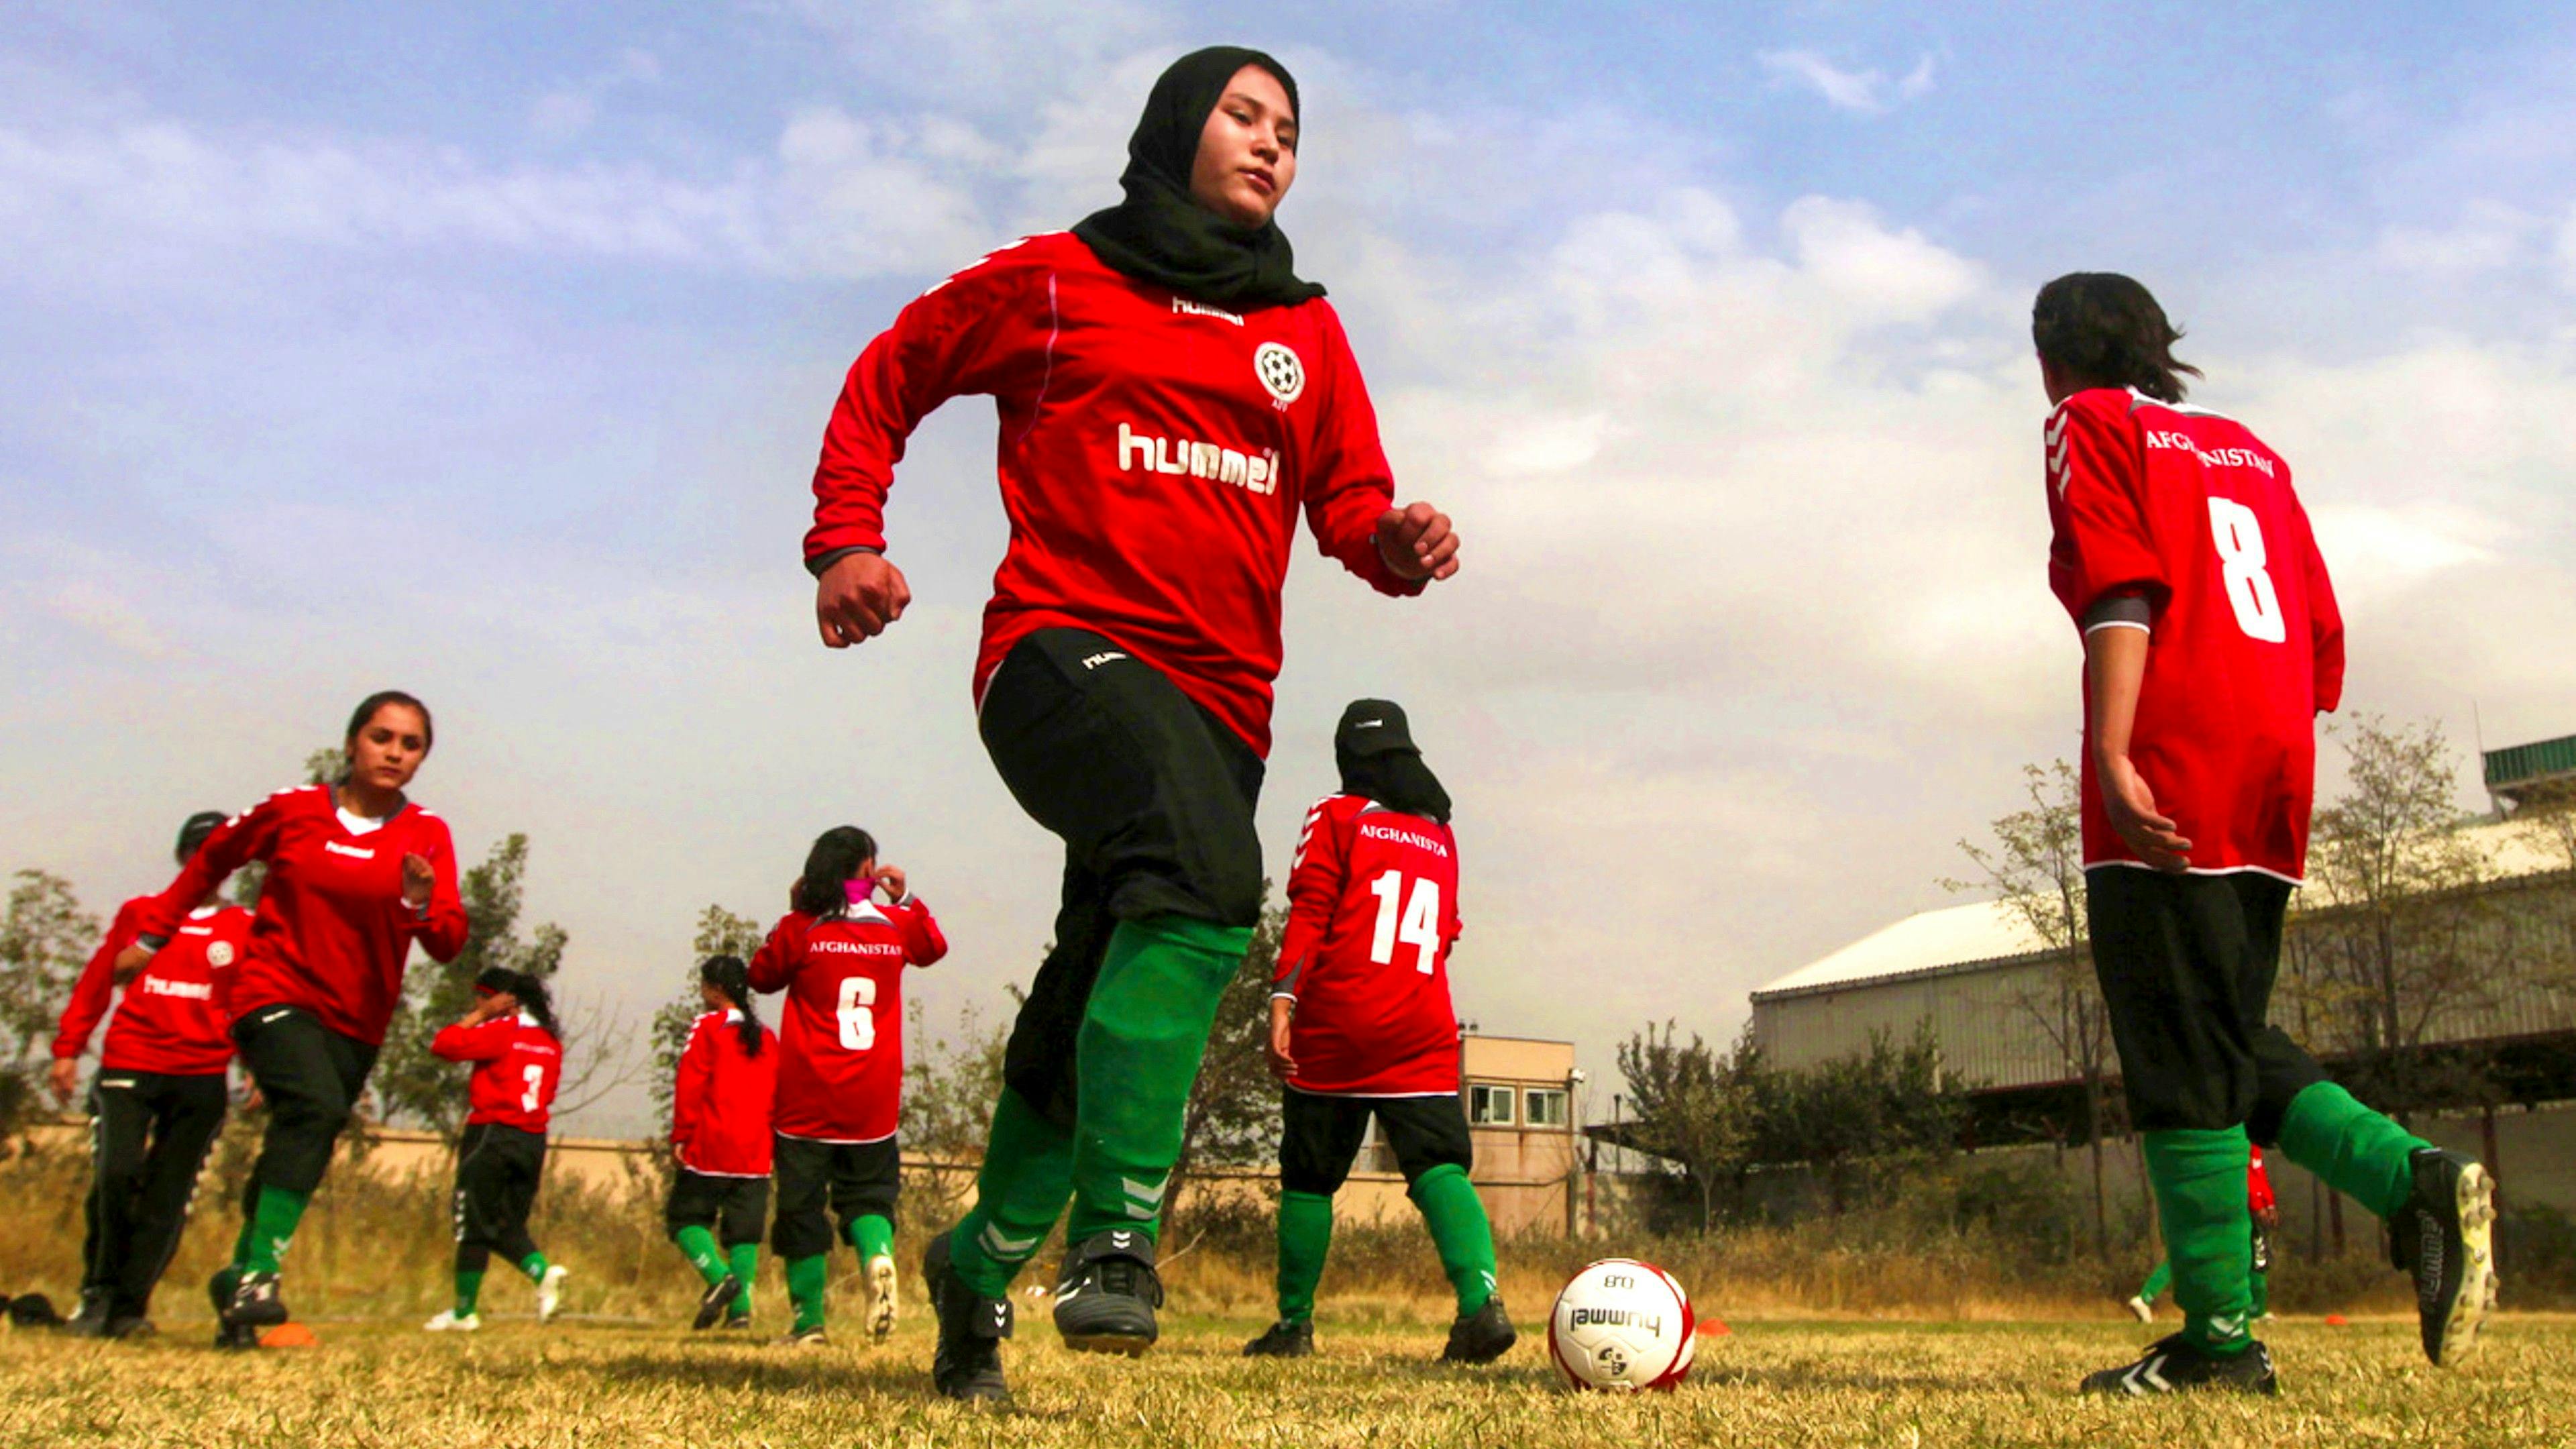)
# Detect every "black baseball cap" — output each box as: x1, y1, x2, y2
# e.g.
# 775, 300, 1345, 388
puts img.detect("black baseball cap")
1335, 698, 1417, 757
176, 810, 229, 863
